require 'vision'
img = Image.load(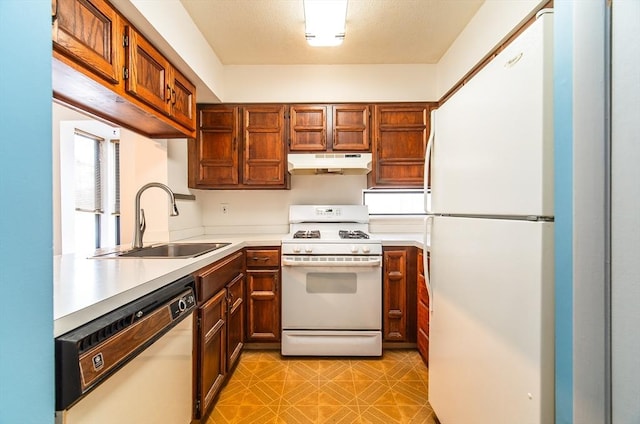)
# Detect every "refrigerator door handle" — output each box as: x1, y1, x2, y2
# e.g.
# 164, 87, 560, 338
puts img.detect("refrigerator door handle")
425, 216, 433, 313
424, 109, 436, 214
